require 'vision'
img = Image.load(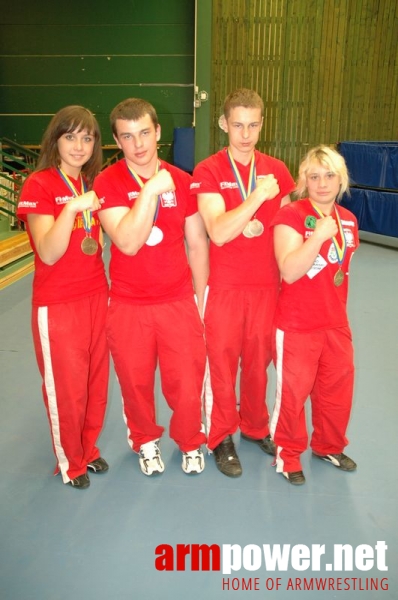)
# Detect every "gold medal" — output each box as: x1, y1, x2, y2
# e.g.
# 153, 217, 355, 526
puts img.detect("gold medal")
81, 236, 98, 255
311, 202, 347, 288
334, 268, 344, 286
249, 218, 264, 237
